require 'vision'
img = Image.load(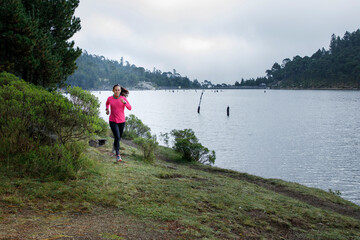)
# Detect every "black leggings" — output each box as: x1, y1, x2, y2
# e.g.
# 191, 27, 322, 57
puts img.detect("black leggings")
109, 121, 125, 155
